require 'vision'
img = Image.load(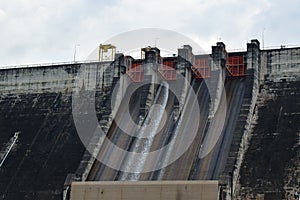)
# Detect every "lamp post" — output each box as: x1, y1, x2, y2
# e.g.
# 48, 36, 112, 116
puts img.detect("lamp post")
262, 28, 266, 50
74, 44, 80, 62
